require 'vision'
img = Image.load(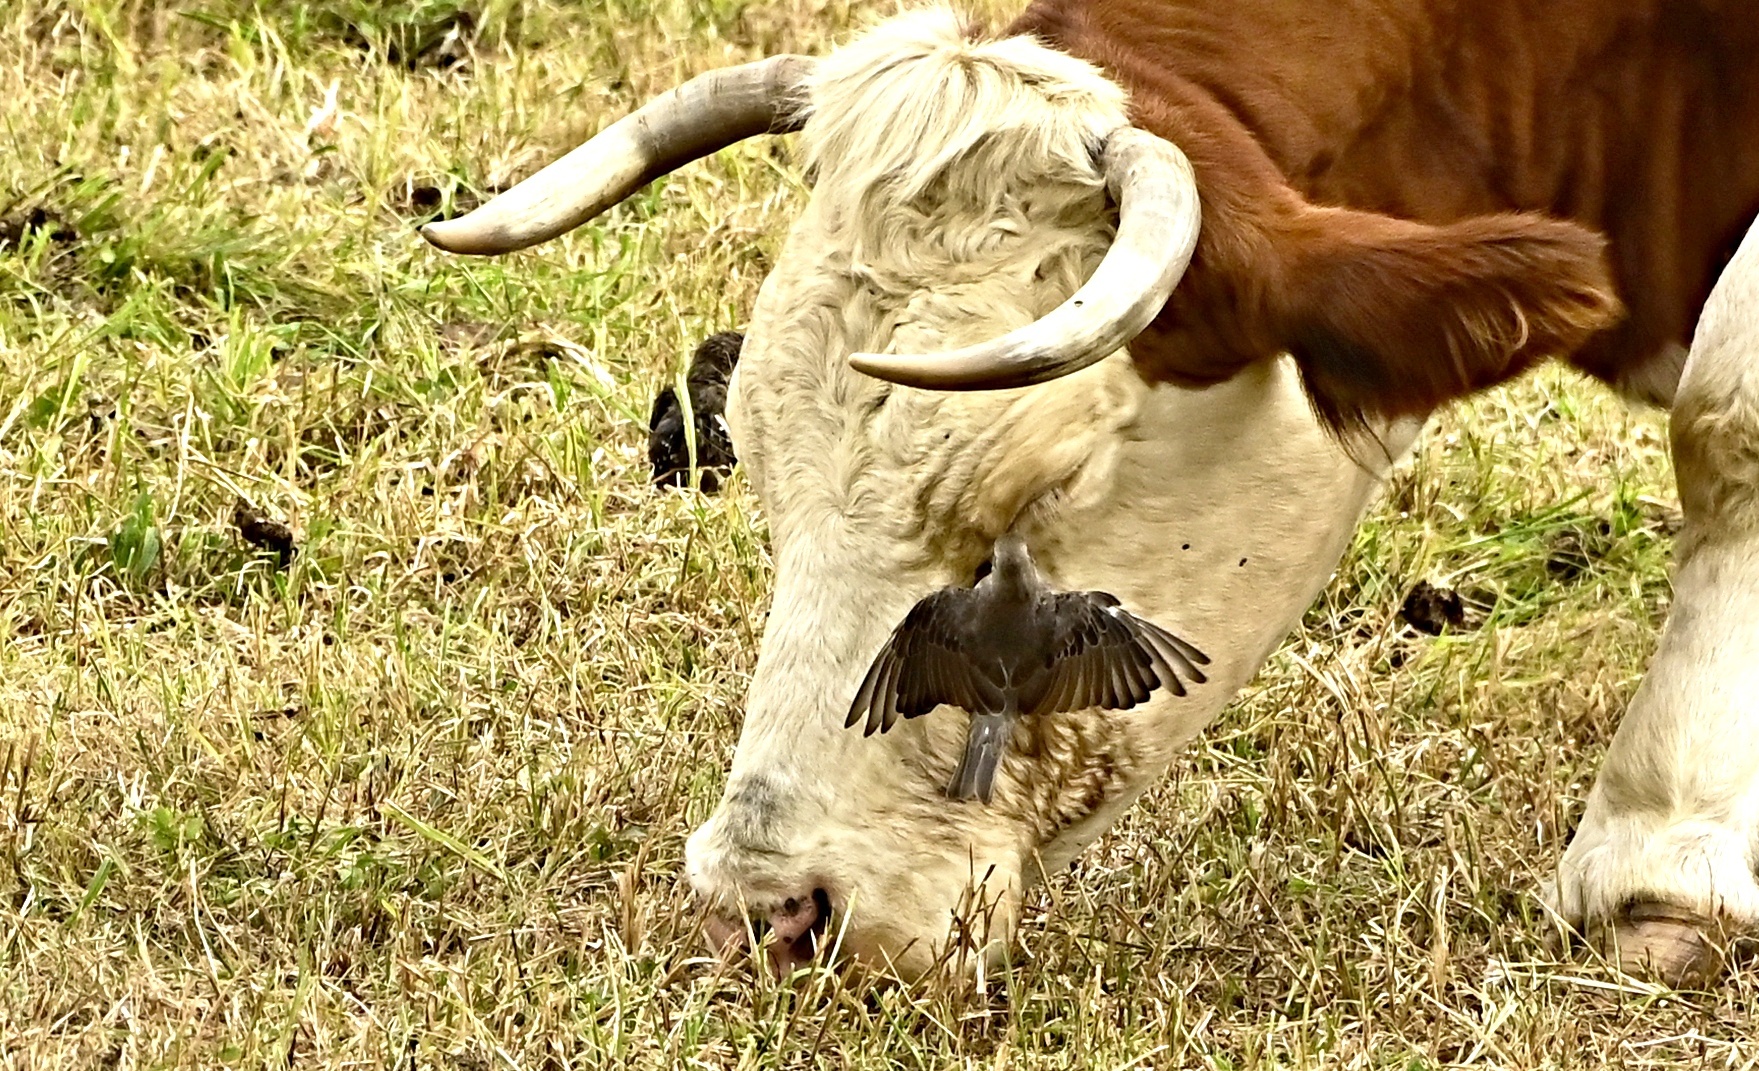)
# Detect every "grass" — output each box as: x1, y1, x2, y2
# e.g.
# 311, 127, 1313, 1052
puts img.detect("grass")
0, 0, 1754, 1066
